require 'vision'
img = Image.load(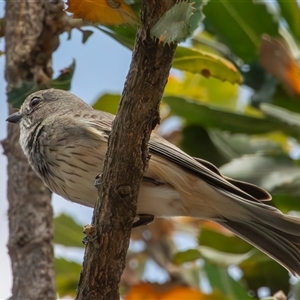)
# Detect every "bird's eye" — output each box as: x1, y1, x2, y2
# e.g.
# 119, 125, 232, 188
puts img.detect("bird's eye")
30, 96, 41, 108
